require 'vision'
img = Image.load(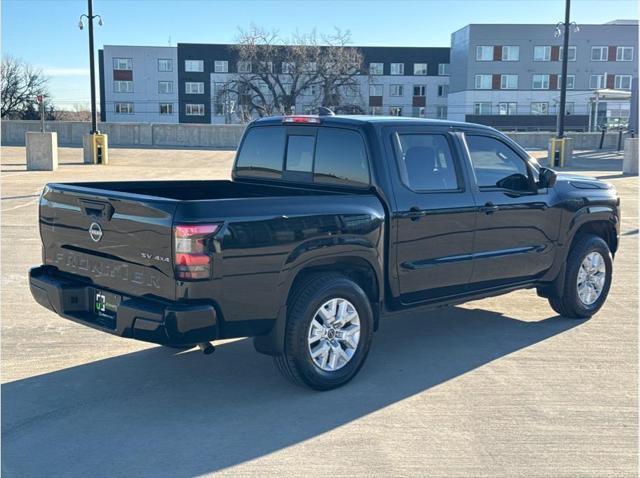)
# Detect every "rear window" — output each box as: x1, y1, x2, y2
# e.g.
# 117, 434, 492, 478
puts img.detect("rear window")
235, 126, 285, 179
235, 125, 370, 188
